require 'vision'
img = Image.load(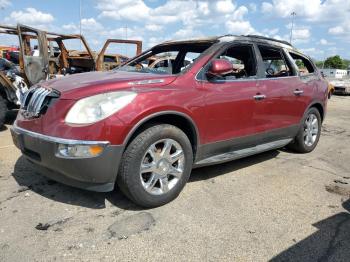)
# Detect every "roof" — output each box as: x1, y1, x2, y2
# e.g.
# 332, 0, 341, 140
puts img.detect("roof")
158, 34, 294, 49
